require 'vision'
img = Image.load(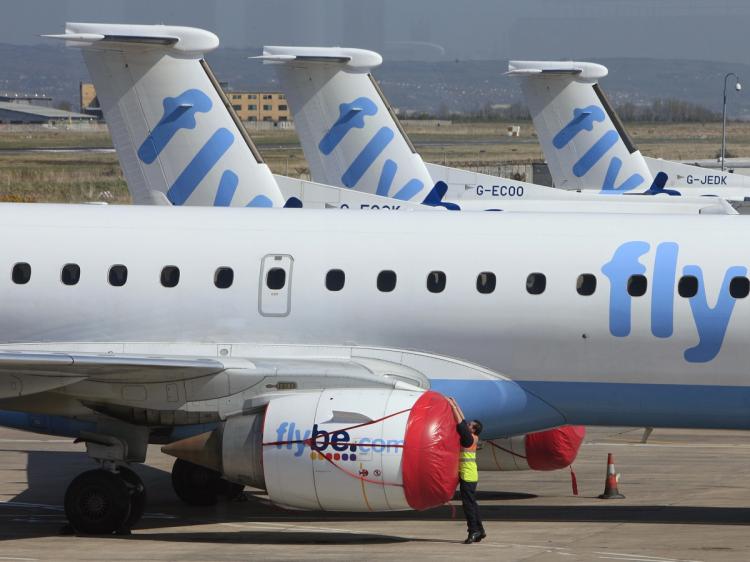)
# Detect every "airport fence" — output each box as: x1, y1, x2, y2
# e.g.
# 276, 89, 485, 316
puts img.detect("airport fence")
0, 122, 108, 133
